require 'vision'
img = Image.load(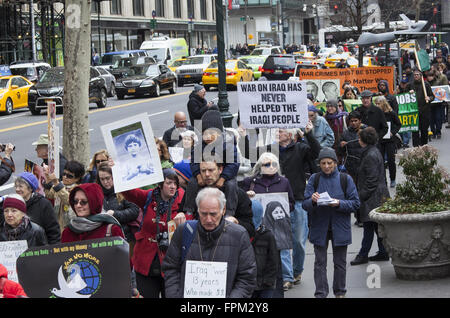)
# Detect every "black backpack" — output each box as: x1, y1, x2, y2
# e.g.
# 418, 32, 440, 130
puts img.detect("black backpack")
312, 172, 348, 199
